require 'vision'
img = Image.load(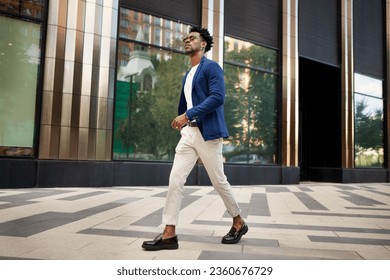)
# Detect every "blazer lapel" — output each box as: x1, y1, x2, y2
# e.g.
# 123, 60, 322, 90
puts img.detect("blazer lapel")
192, 56, 206, 89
